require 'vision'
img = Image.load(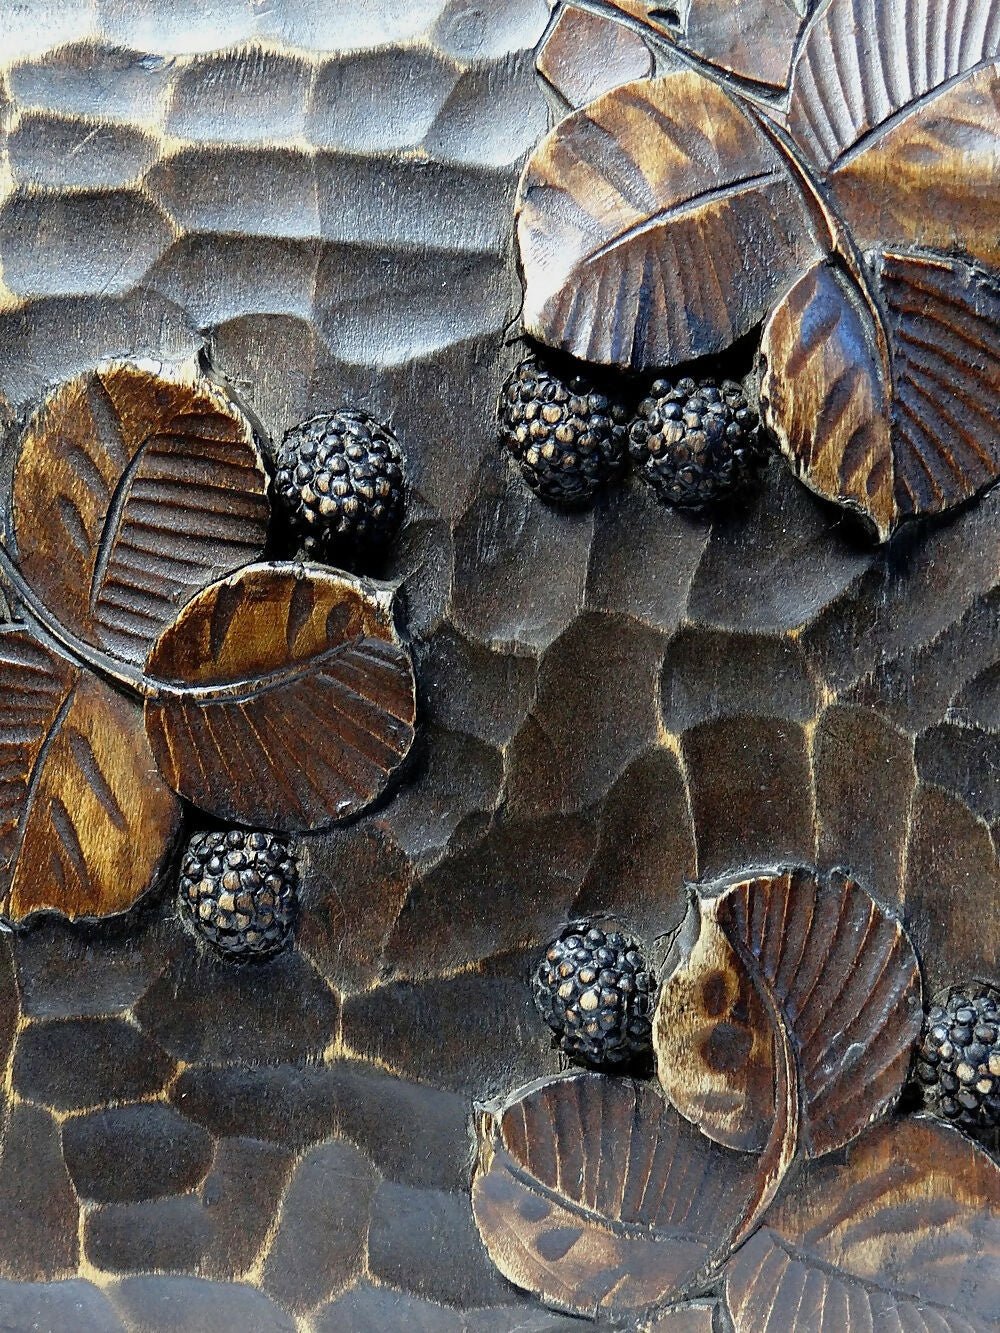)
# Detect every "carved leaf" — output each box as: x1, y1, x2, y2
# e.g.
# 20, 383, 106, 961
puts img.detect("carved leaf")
144, 562, 416, 832
762, 252, 1000, 539
471, 1071, 762, 1318
0, 627, 181, 922
603, 0, 814, 90
723, 1117, 1000, 1332
788, 0, 1000, 175
536, 4, 654, 110
516, 69, 821, 367
11, 359, 270, 666
655, 866, 922, 1159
